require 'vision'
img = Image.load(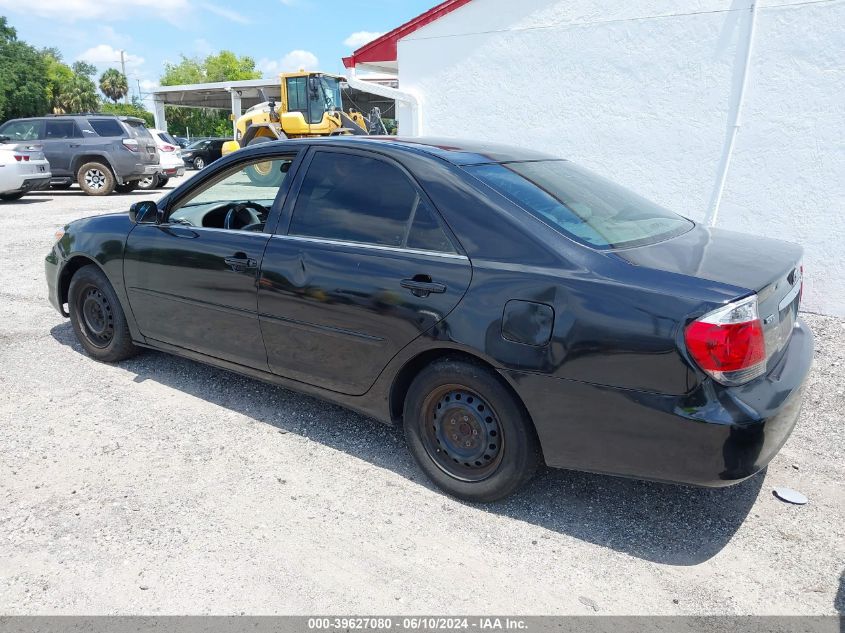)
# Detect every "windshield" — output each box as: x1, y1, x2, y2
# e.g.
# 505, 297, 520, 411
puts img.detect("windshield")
320, 76, 342, 112
466, 160, 693, 250
186, 139, 208, 149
